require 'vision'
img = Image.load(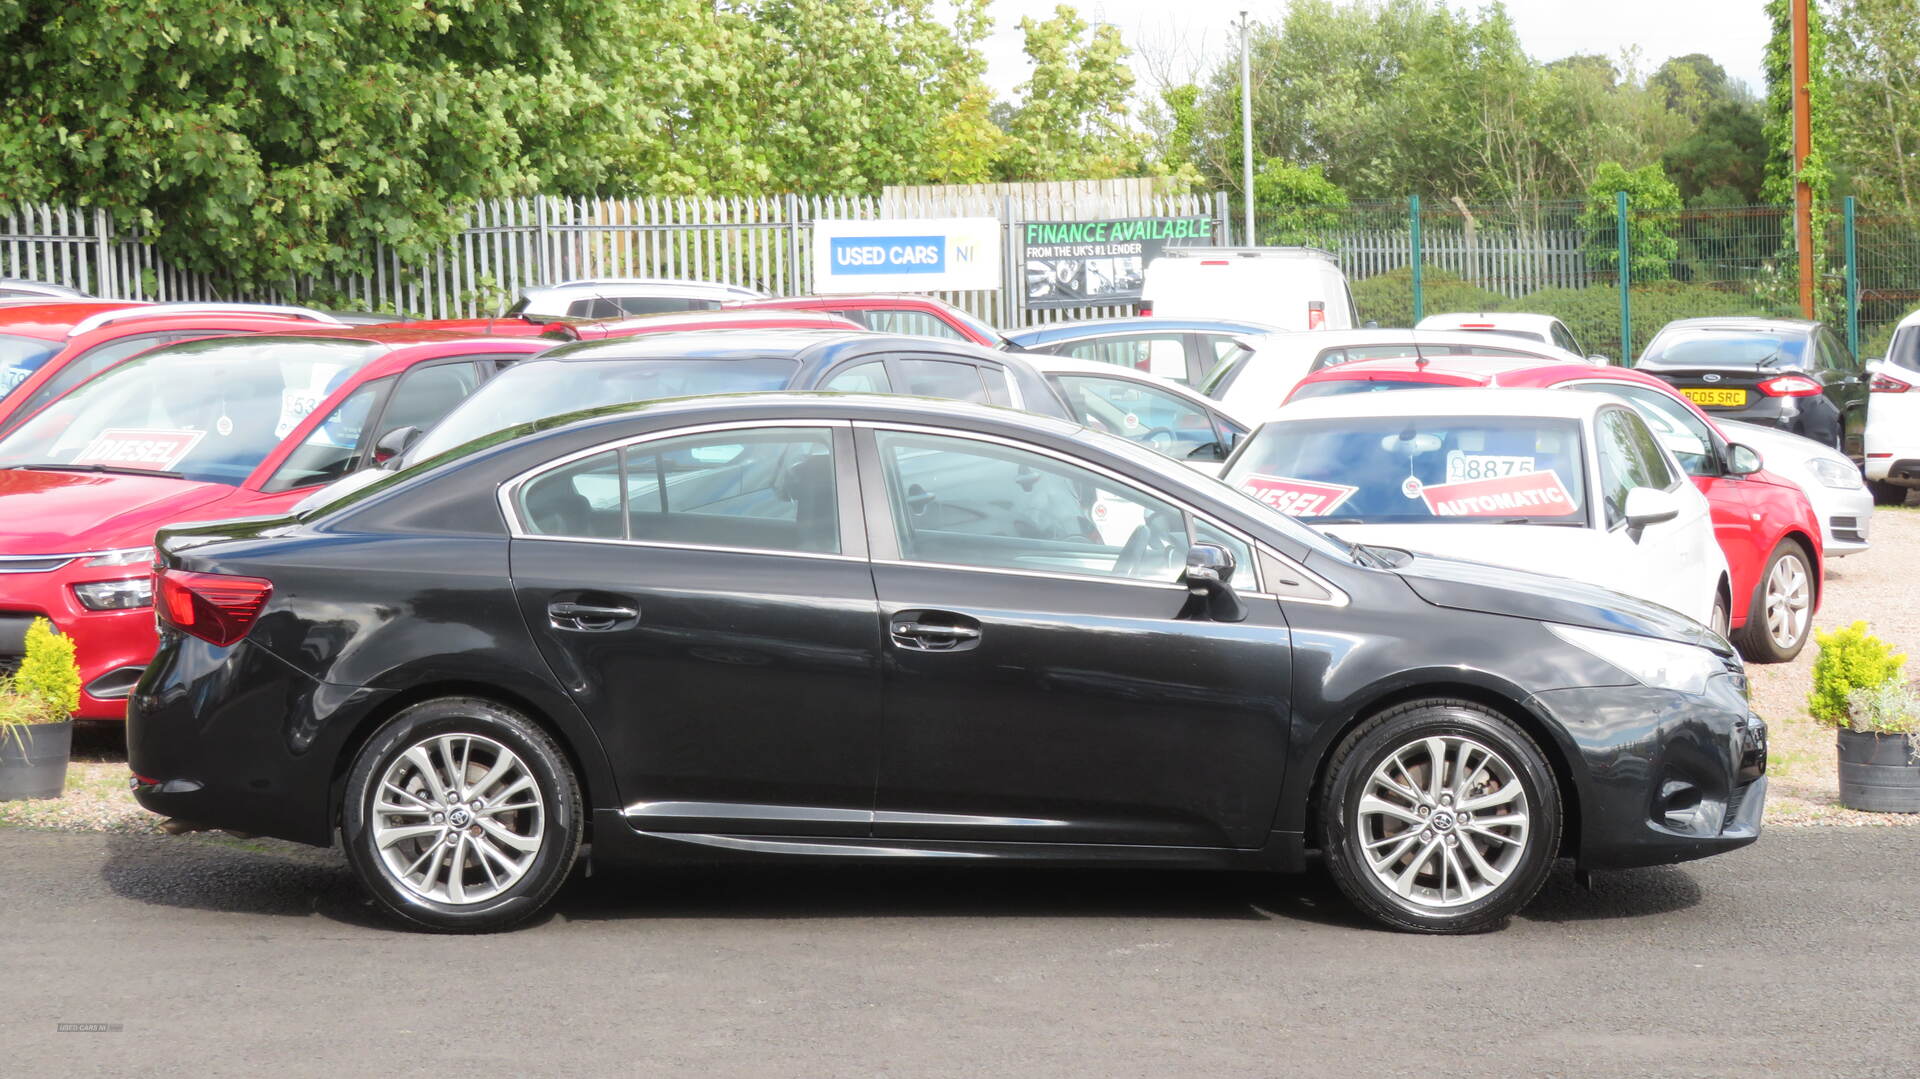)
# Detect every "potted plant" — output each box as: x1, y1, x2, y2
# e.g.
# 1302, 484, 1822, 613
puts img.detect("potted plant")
1808, 621, 1920, 813
0, 618, 80, 801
